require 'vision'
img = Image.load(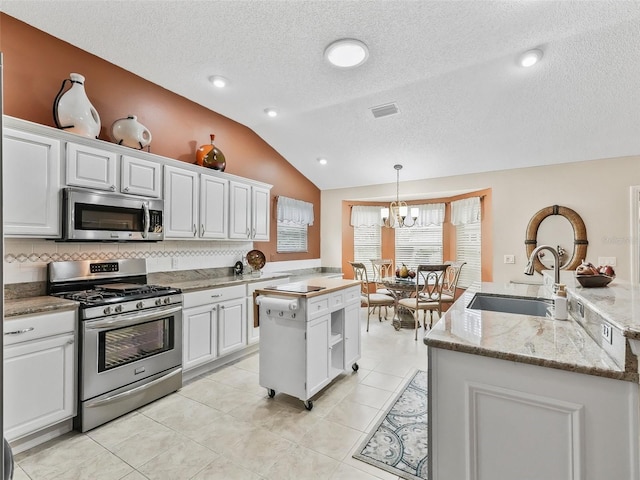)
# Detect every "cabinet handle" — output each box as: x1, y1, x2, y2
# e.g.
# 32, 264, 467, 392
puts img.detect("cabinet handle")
220, 305, 225, 310
123, 186, 129, 192
193, 224, 197, 237
252, 228, 256, 238
201, 224, 204, 236
110, 185, 116, 191
211, 294, 222, 298
246, 228, 251, 238
67, 338, 75, 345
4, 327, 34, 335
